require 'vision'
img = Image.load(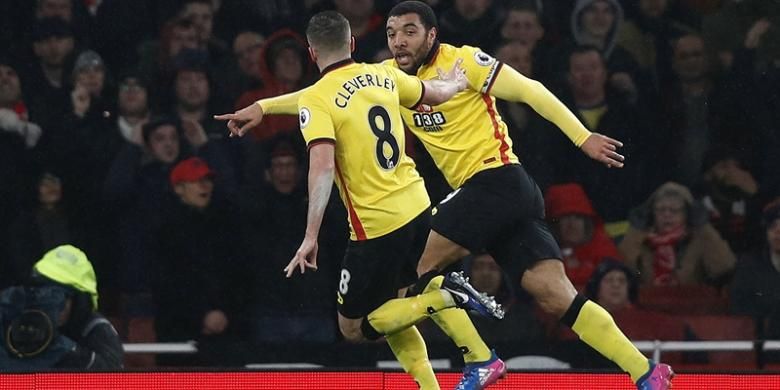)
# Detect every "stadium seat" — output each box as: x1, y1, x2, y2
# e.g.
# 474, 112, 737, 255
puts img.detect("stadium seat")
639, 285, 730, 315
549, 307, 687, 364
679, 315, 756, 370
613, 309, 686, 364
123, 316, 157, 368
